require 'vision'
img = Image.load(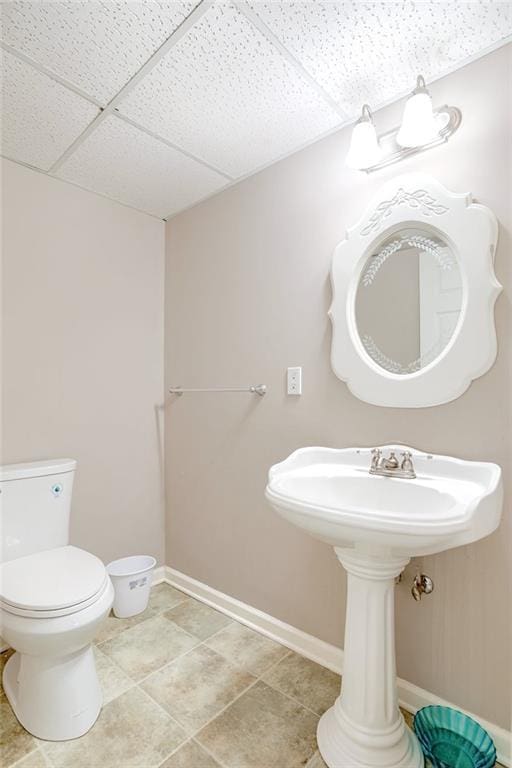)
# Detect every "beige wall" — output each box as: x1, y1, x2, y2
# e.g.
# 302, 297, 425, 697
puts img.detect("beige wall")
2, 160, 165, 565
165, 45, 512, 729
